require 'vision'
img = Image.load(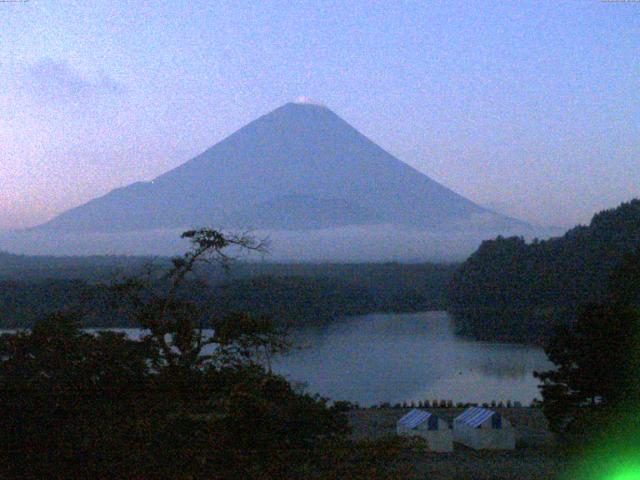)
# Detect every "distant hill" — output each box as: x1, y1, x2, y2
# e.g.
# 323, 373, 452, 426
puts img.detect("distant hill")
447, 199, 640, 344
